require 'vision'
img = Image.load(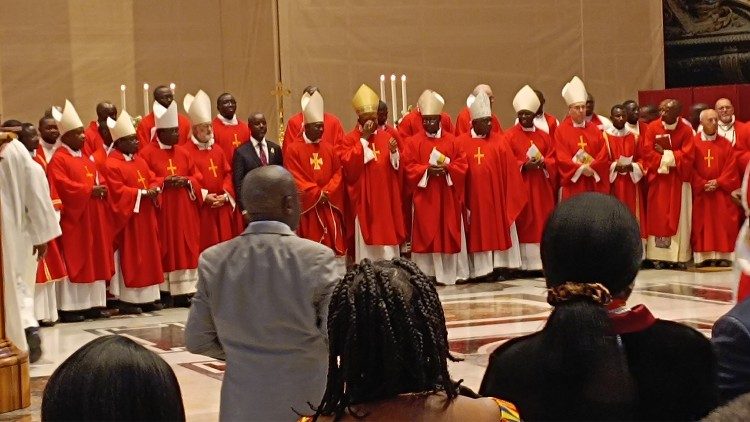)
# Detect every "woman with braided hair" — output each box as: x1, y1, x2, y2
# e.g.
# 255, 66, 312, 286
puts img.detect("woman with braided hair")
302, 258, 520, 421
480, 193, 718, 420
